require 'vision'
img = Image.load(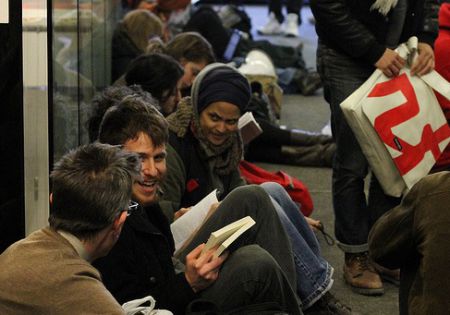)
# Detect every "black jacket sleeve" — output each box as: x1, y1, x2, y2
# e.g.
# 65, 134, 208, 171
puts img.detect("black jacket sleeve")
93, 213, 196, 315
310, 0, 386, 64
